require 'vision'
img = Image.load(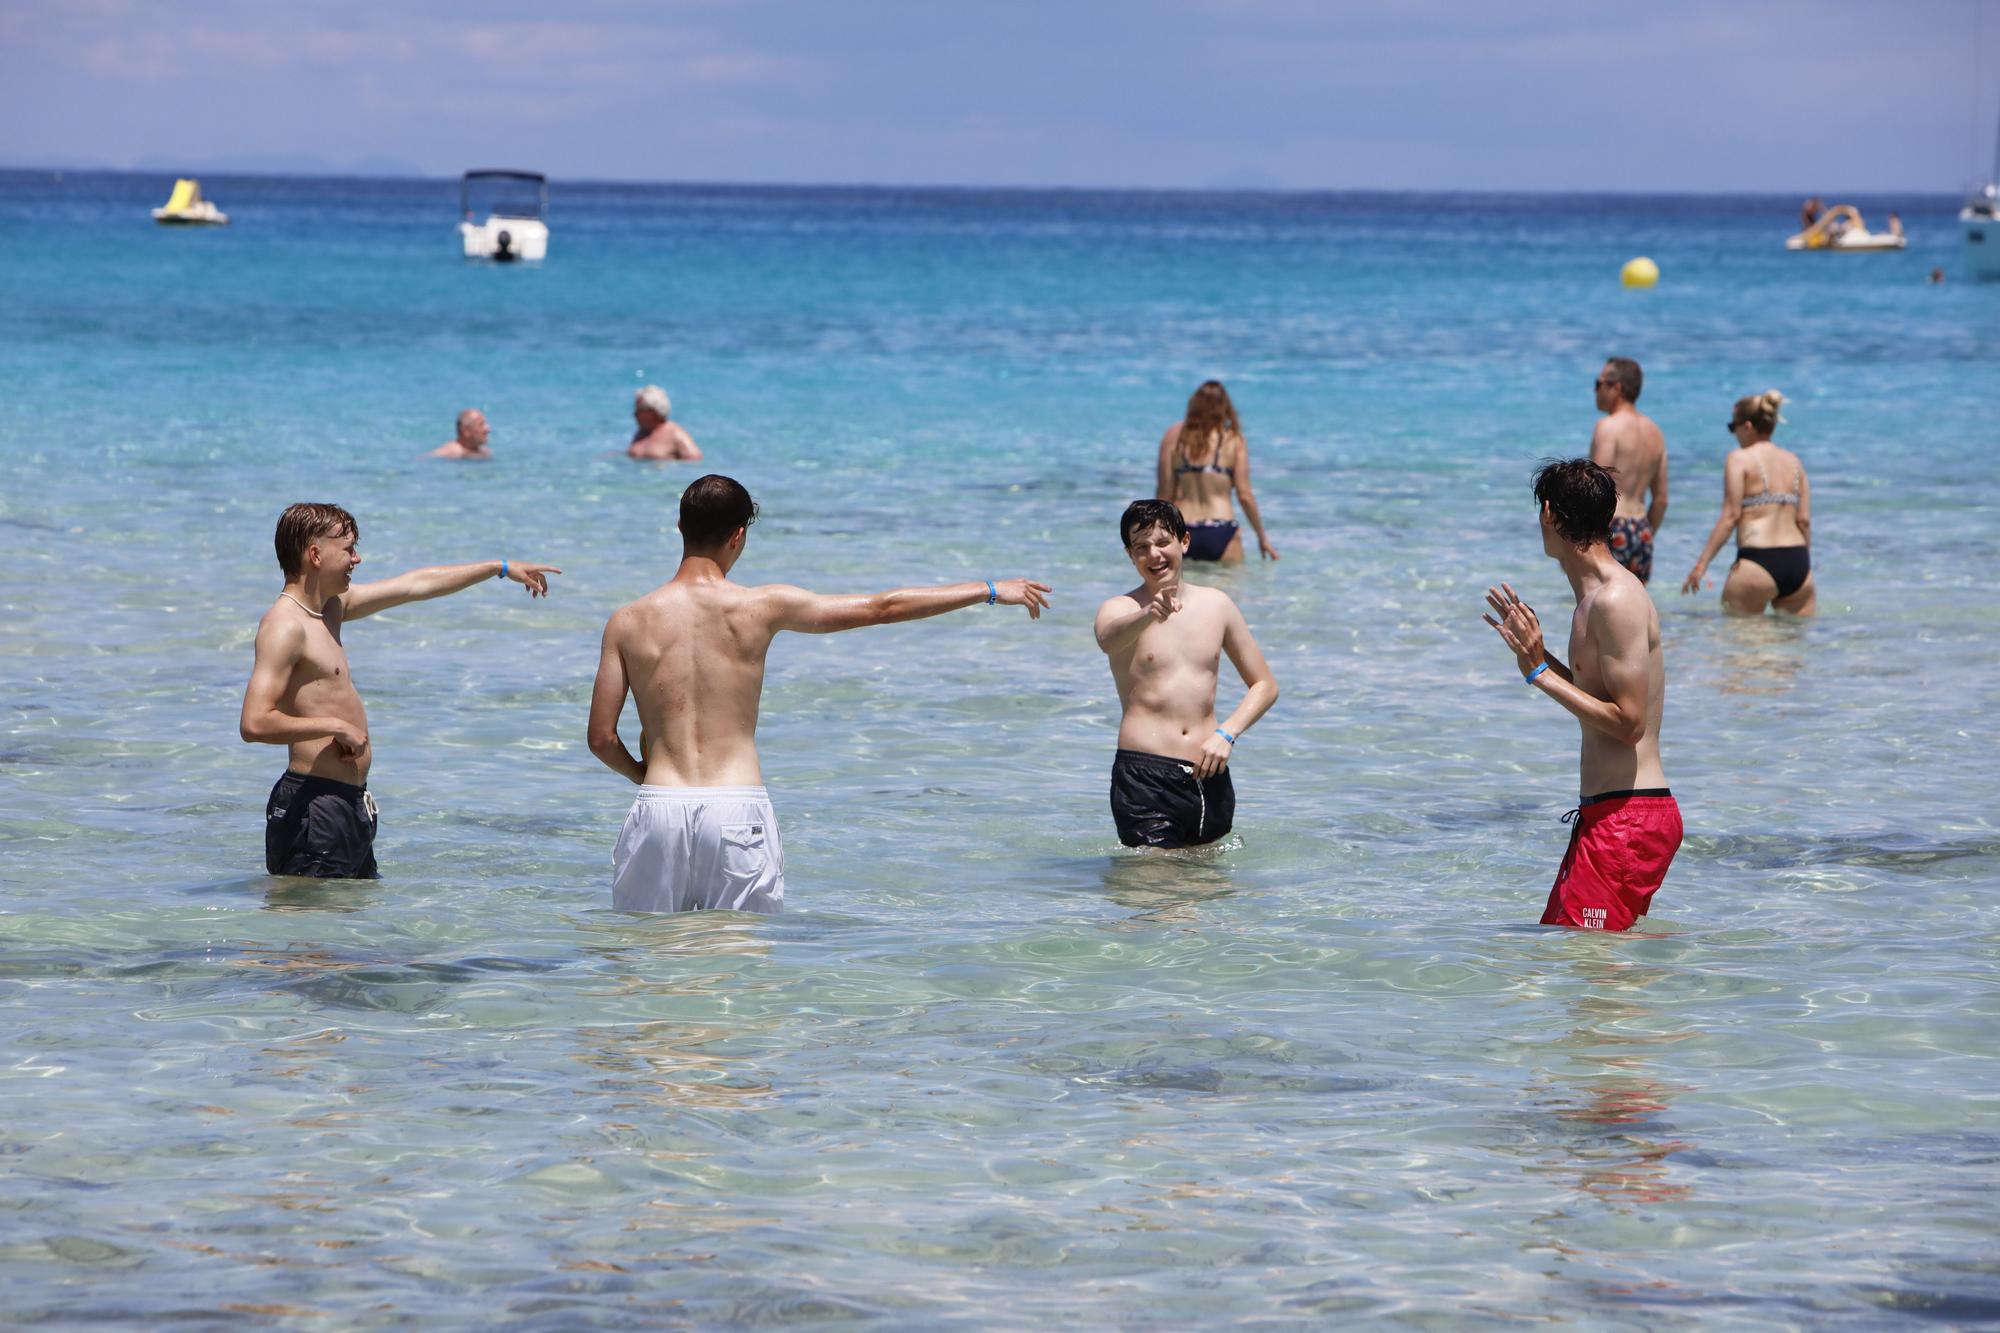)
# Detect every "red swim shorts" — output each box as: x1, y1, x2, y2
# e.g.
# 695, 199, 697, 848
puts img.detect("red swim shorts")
1542, 790, 1683, 931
